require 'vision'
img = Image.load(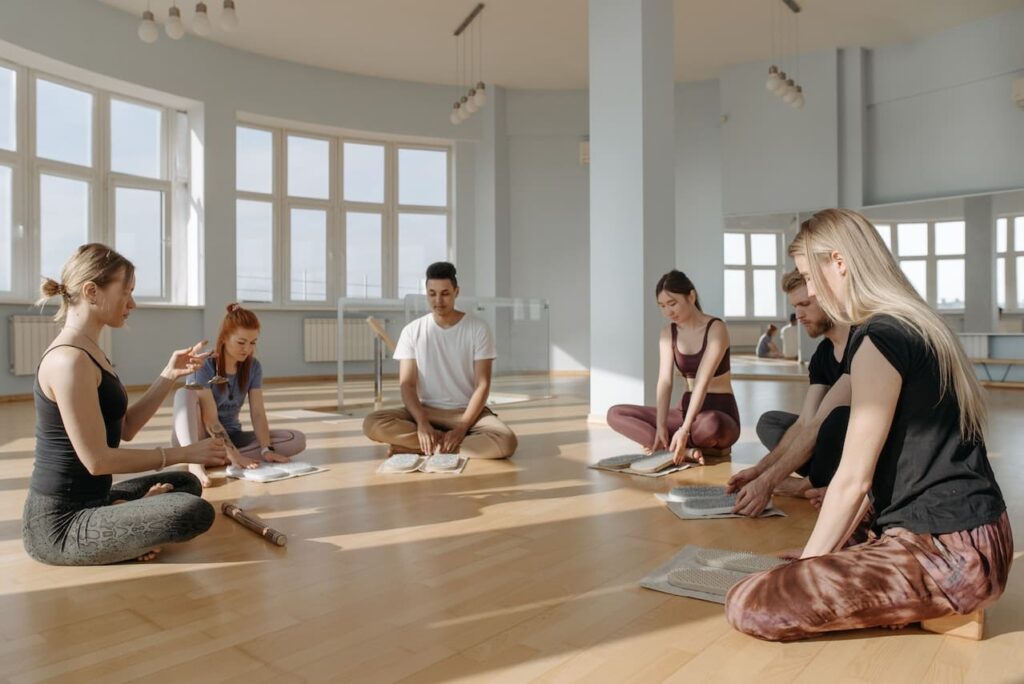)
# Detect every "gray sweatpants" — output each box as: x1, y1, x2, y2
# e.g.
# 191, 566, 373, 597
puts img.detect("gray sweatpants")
22, 471, 214, 566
